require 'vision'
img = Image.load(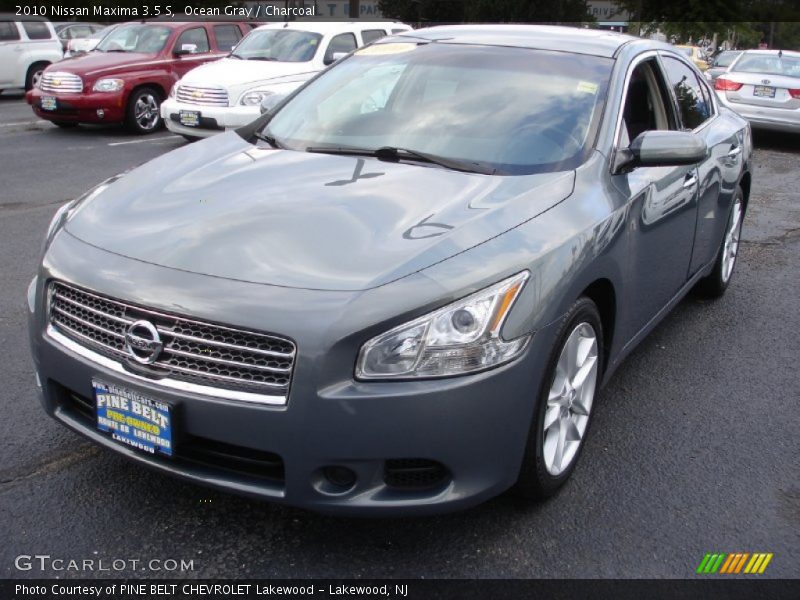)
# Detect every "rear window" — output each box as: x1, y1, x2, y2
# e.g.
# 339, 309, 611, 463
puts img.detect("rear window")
361, 30, 386, 44
0, 21, 20, 41
22, 21, 52, 40
714, 52, 739, 68
732, 54, 800, 78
